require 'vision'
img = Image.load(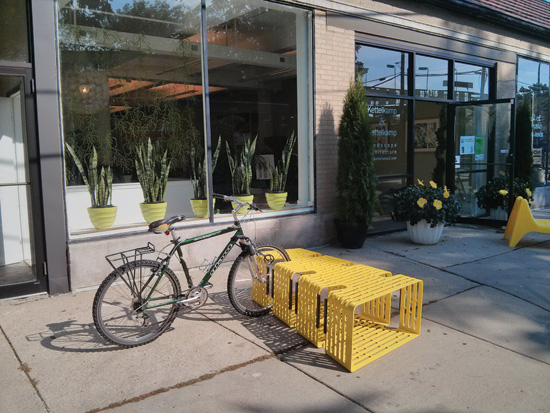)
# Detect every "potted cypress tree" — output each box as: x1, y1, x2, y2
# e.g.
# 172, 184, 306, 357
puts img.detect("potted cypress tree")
334, 78, 377, 249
